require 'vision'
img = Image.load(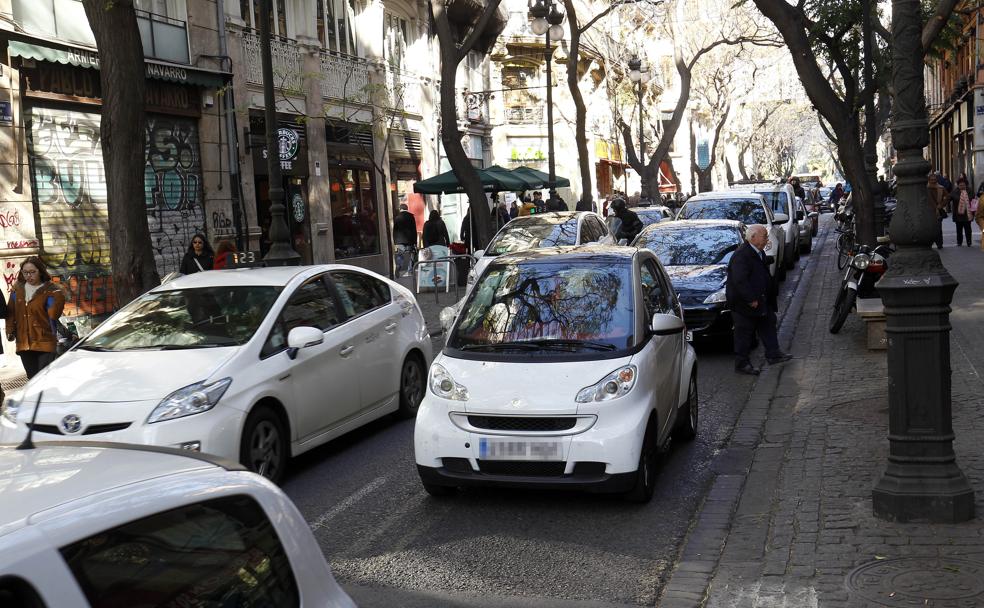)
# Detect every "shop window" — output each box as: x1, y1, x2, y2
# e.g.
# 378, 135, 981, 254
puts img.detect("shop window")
330, 168, 379, 259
